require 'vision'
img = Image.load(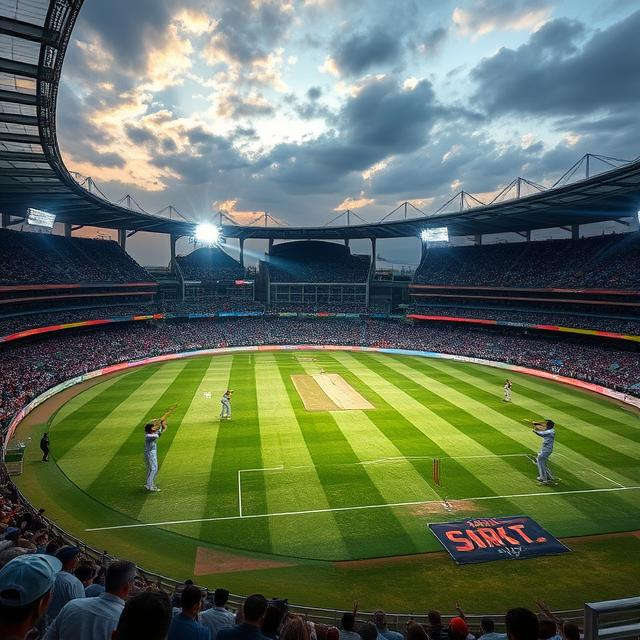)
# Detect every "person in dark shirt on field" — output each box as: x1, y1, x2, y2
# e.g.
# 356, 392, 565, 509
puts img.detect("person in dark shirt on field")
218, 594, 270, 640
40, 433, 50, 462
